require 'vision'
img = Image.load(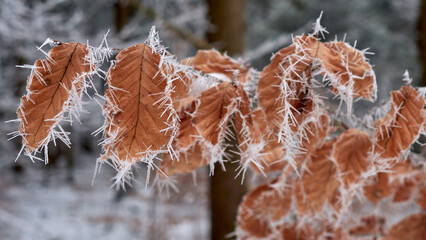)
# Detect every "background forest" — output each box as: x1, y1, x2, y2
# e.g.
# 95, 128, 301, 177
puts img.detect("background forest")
0, 0, 424, 239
